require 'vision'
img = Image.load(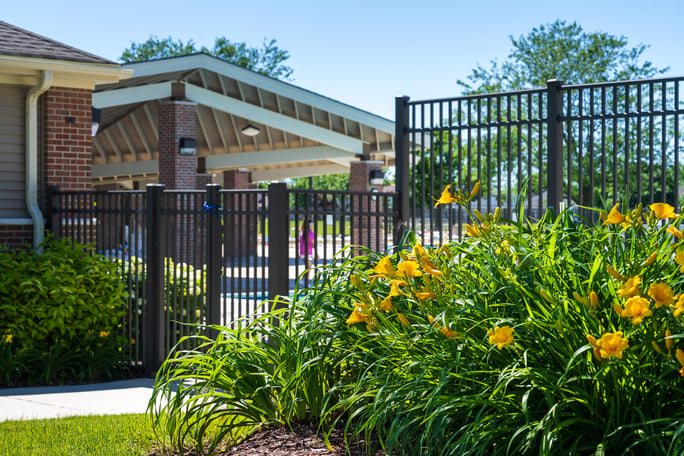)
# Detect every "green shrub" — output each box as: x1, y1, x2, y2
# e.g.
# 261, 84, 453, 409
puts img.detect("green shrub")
0, 237, 131, 386
118, 256, 206, 347
150, 186, 684, 455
